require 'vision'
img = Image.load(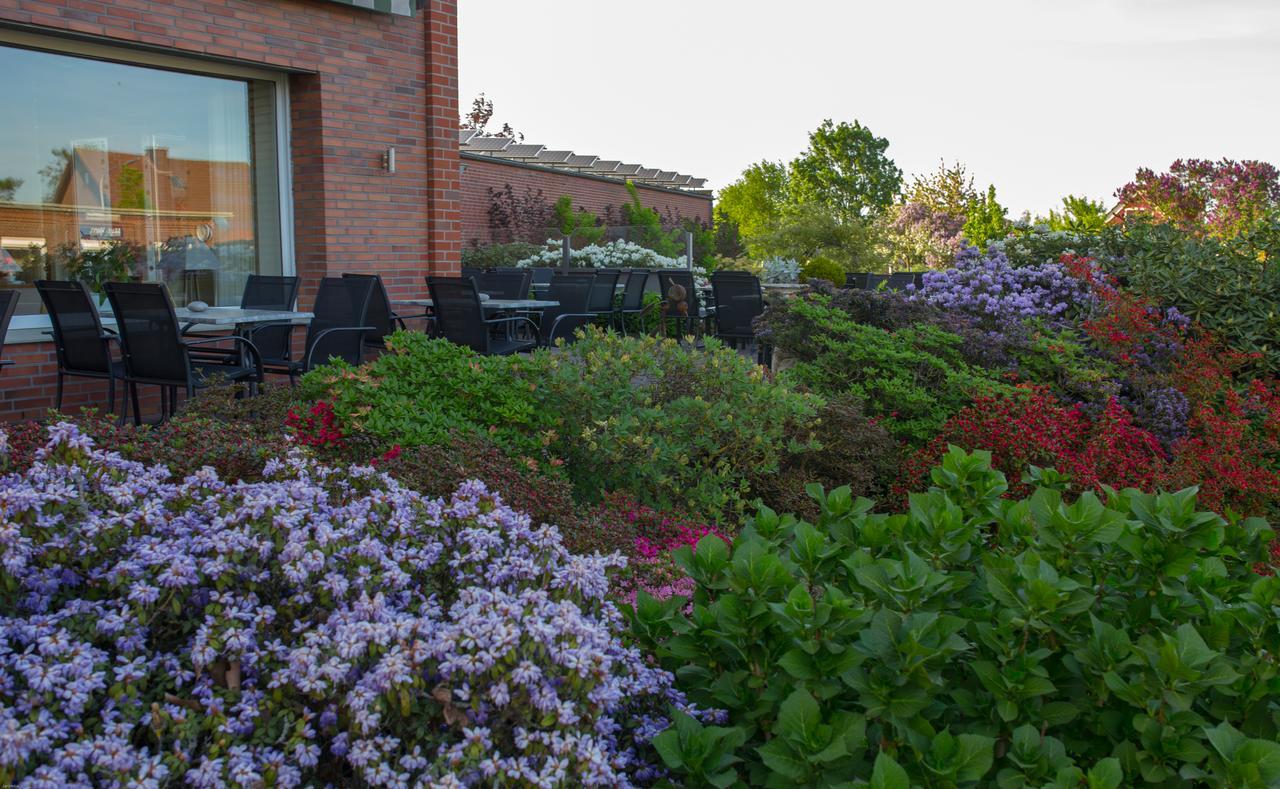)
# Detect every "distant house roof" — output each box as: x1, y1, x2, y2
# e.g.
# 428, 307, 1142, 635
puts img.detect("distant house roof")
458, 130, 711, 195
